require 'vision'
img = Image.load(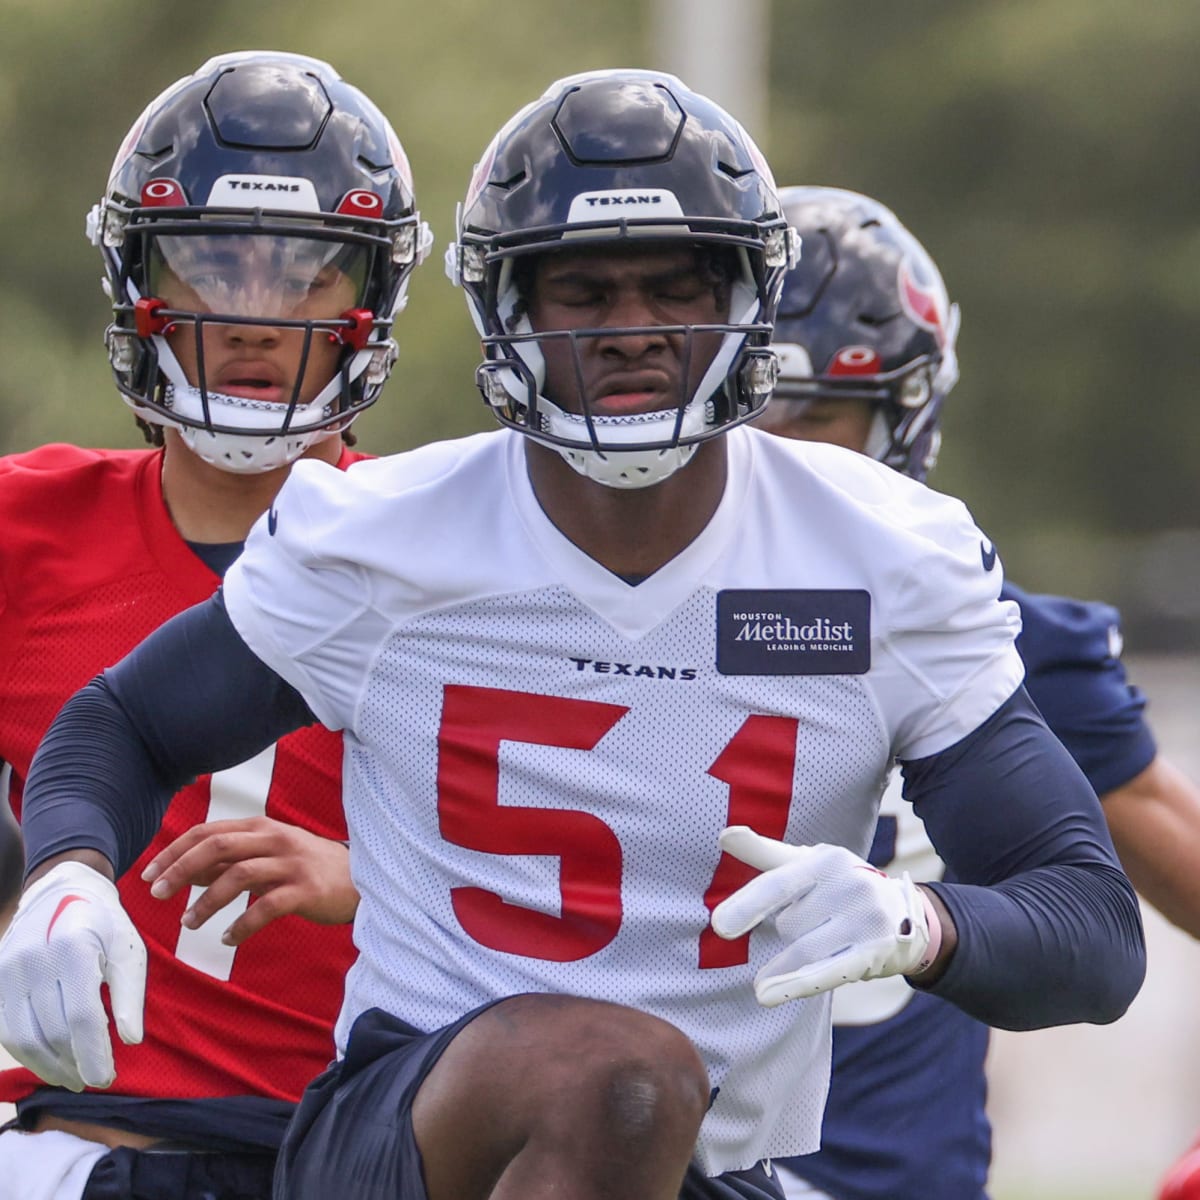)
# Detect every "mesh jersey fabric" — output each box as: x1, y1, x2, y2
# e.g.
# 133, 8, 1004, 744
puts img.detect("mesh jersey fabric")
222, 426, 1024, 1174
